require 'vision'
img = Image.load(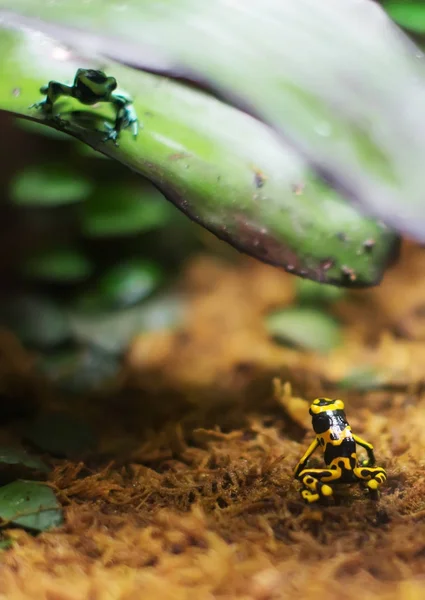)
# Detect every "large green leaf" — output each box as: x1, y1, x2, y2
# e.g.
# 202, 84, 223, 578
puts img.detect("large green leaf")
0, 17, 399, 286
1, 0, 425, 242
